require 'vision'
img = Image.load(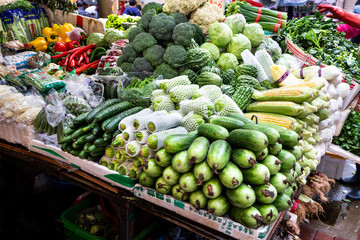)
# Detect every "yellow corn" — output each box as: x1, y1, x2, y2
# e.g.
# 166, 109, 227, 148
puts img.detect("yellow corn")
255, 101, 297, 106
261, 88, 303, 97
283, 82, 317, 89
244, 112, 294, 130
